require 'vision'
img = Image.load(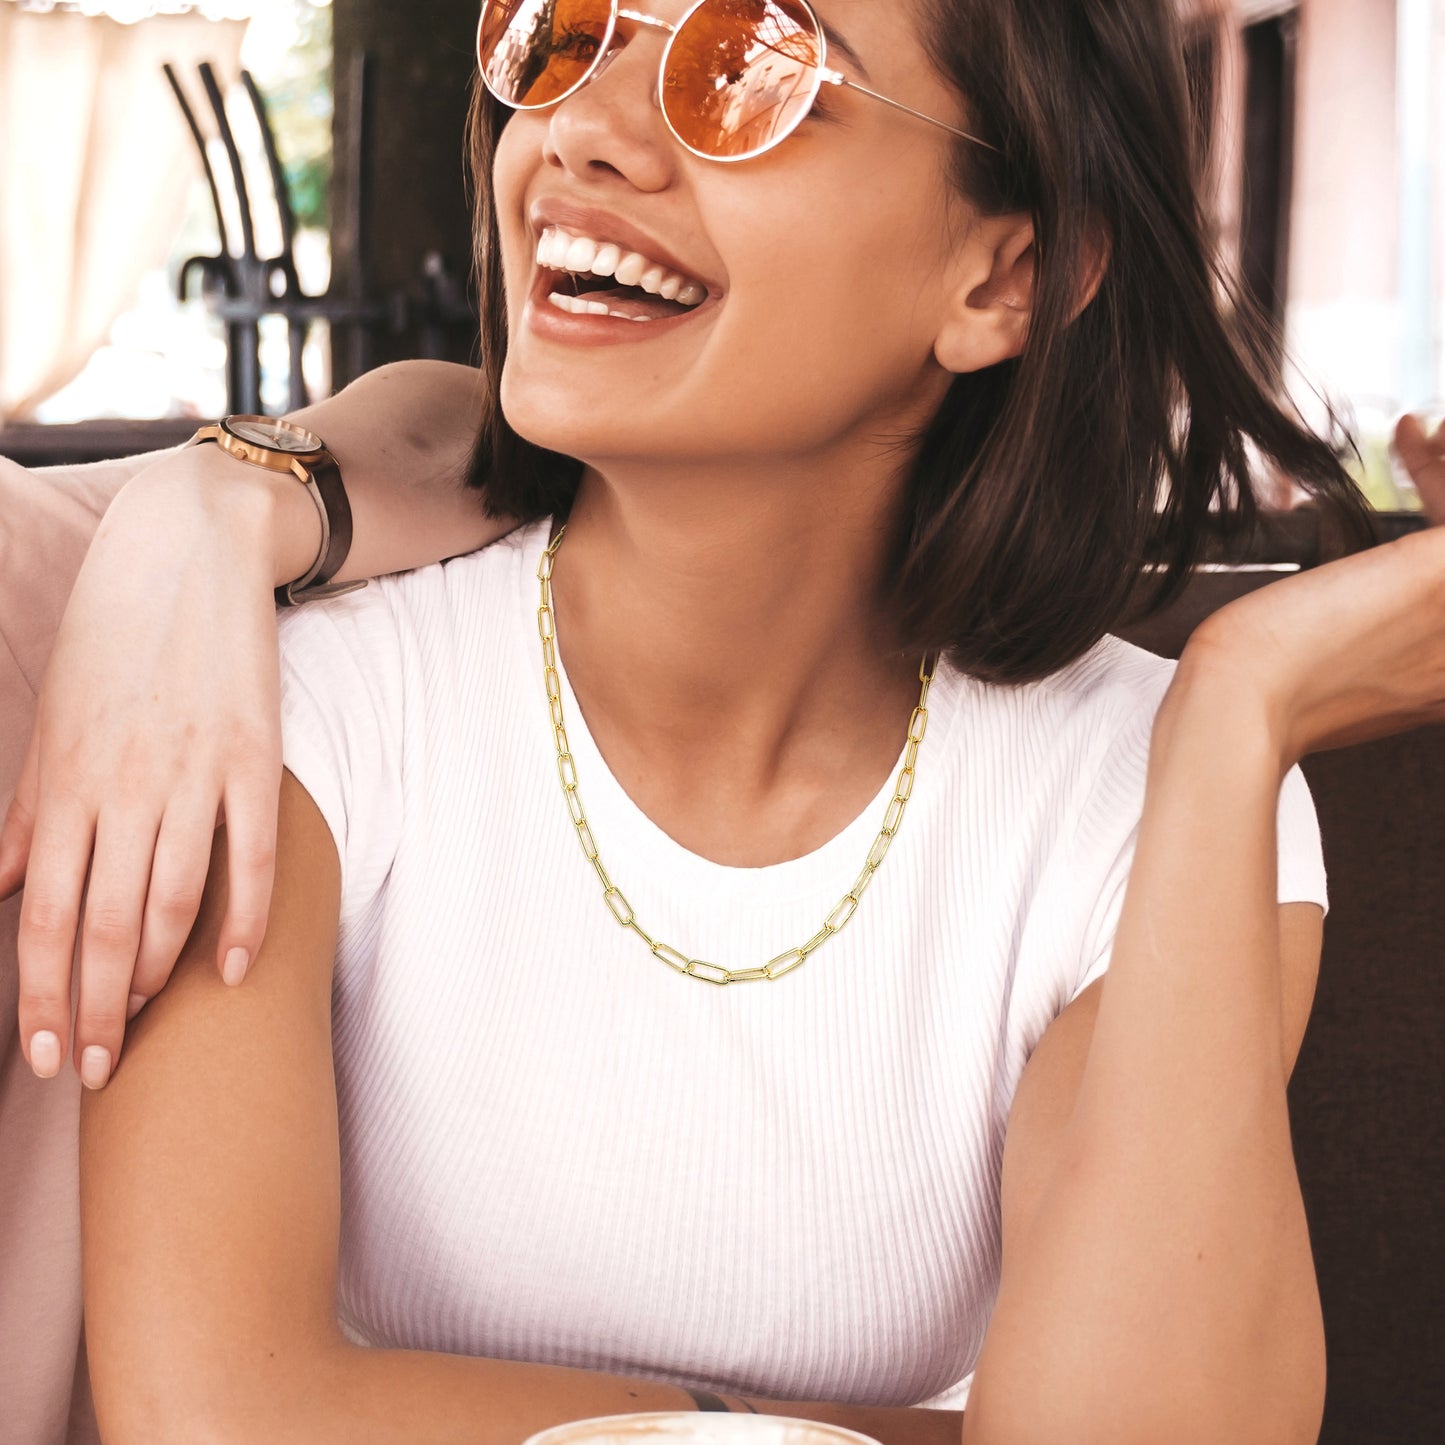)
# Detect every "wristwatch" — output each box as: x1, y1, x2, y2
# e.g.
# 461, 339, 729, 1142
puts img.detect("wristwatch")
188, 415, 366, 607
